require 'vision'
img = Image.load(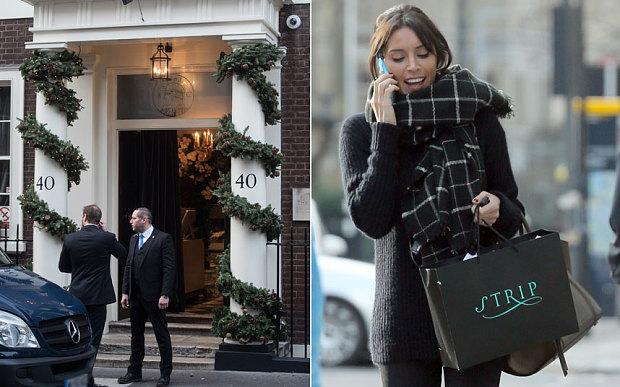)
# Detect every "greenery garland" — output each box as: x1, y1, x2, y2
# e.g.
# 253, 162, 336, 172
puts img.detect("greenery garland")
19, 50, 84, 126
211, 44, 289, 345
17, 49, 86, 239
18, 185, 78, 237
212, 249, 287, 343
215, 44, 284, 126
17, 114, 88, 189
215, 114, 284, 178
213, 172, 282, 242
